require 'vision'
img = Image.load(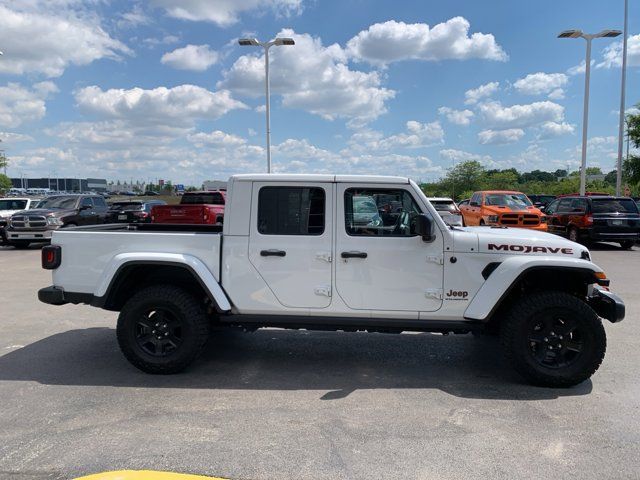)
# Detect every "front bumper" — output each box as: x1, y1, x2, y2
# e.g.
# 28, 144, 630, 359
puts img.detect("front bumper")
588, 286, 625, 323
6, 229, 53, 241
